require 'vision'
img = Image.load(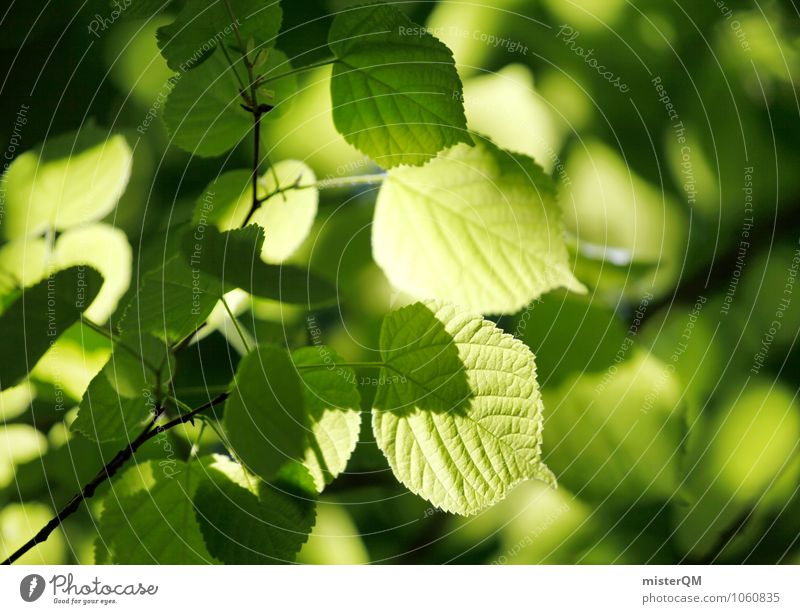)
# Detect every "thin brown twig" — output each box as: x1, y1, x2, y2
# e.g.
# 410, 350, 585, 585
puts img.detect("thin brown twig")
1, 393, 229, 565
